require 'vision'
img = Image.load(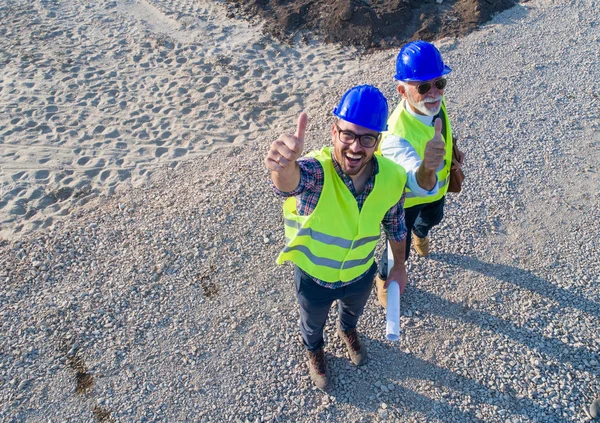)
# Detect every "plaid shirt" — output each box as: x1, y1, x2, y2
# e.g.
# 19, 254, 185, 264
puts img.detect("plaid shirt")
272, 151, 406, 288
